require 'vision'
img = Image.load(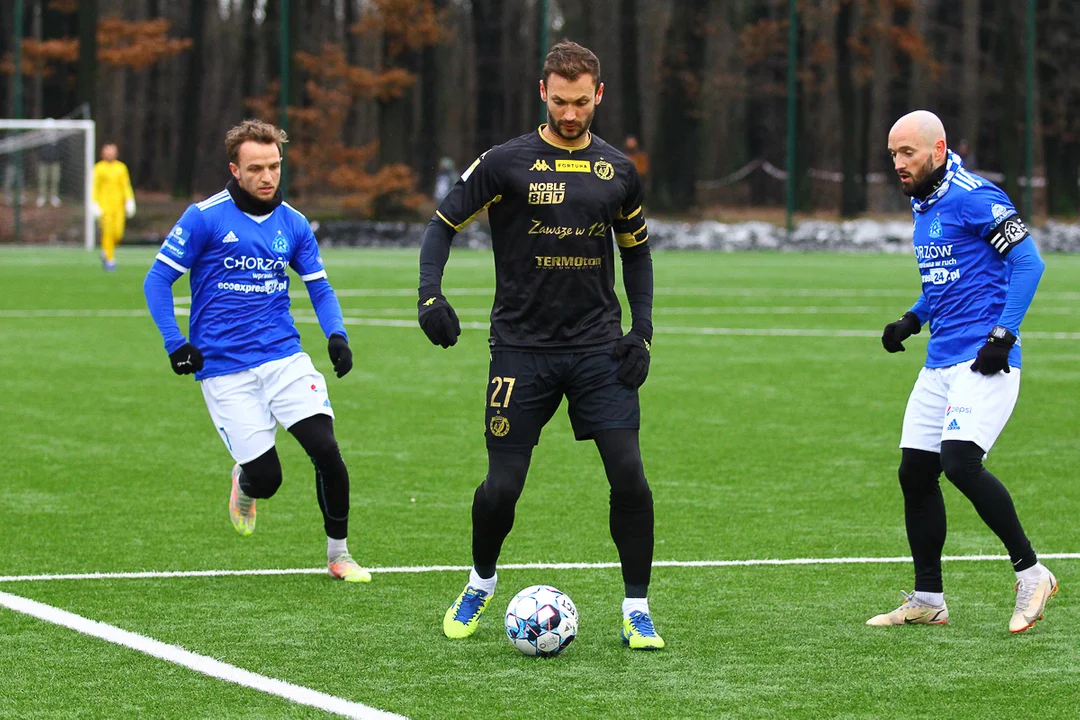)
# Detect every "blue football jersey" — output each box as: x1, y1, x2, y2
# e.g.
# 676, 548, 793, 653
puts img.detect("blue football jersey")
911, 169, 1030, 369
153, 189, 328, 379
